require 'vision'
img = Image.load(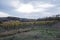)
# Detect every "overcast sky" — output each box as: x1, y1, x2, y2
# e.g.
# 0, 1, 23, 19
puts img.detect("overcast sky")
0, 0, 60, 19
